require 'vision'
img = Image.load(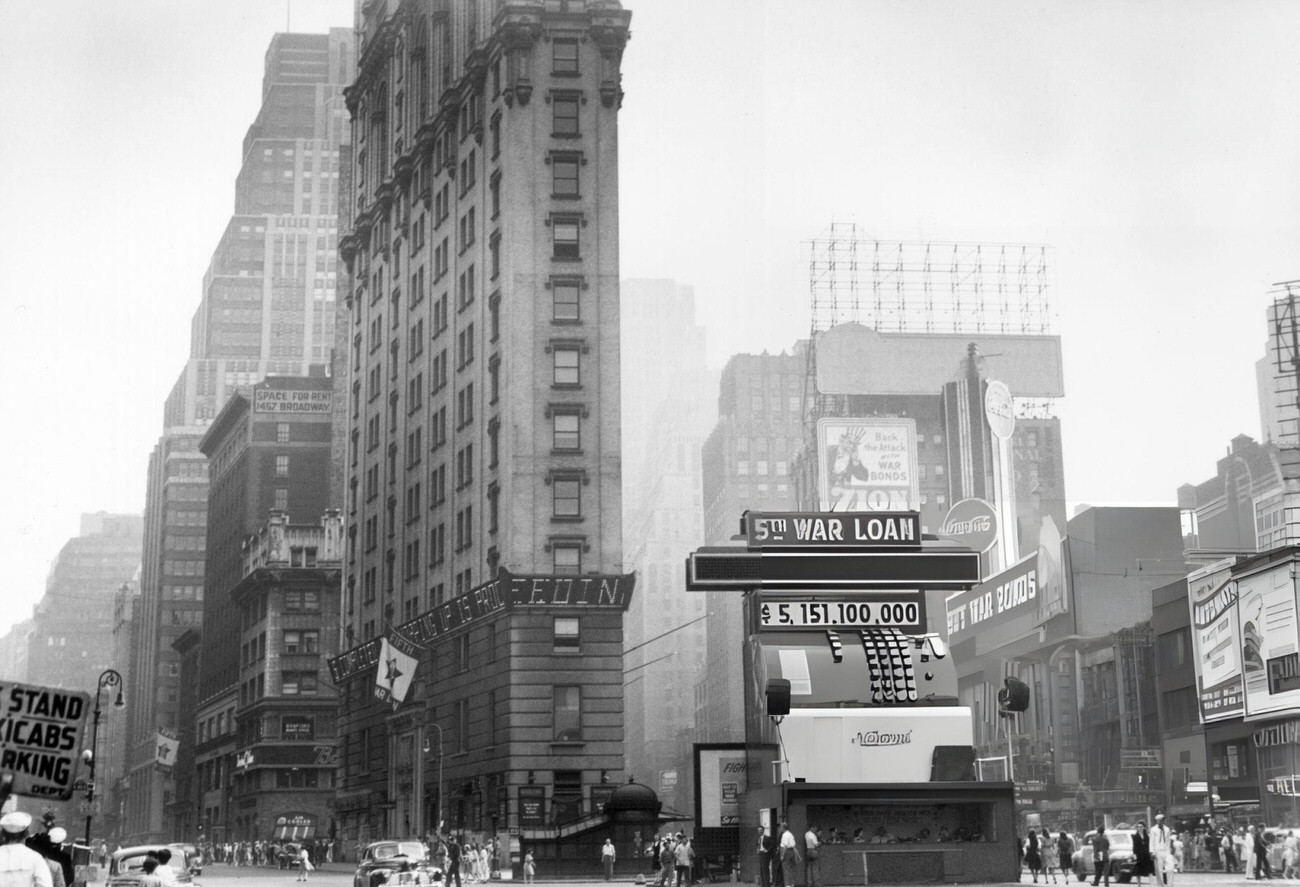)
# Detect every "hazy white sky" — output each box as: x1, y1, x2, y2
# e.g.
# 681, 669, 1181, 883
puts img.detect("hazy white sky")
2, 0, 1297, 636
